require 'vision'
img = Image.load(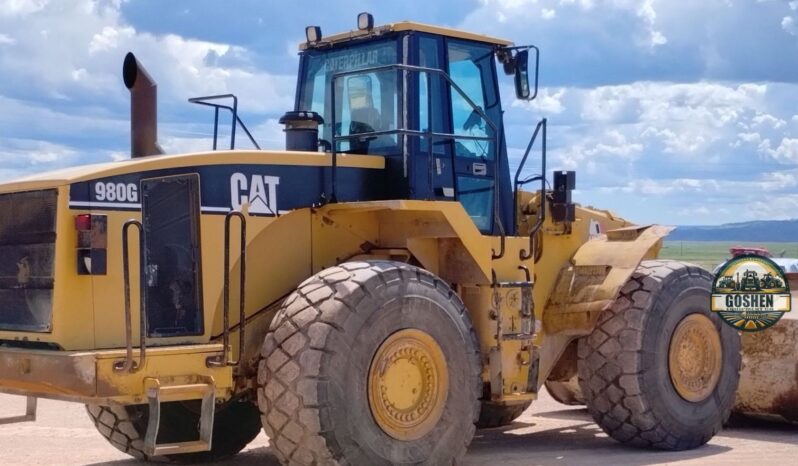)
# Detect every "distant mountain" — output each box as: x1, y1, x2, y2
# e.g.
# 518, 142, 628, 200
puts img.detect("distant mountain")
668, 219, 798, 242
